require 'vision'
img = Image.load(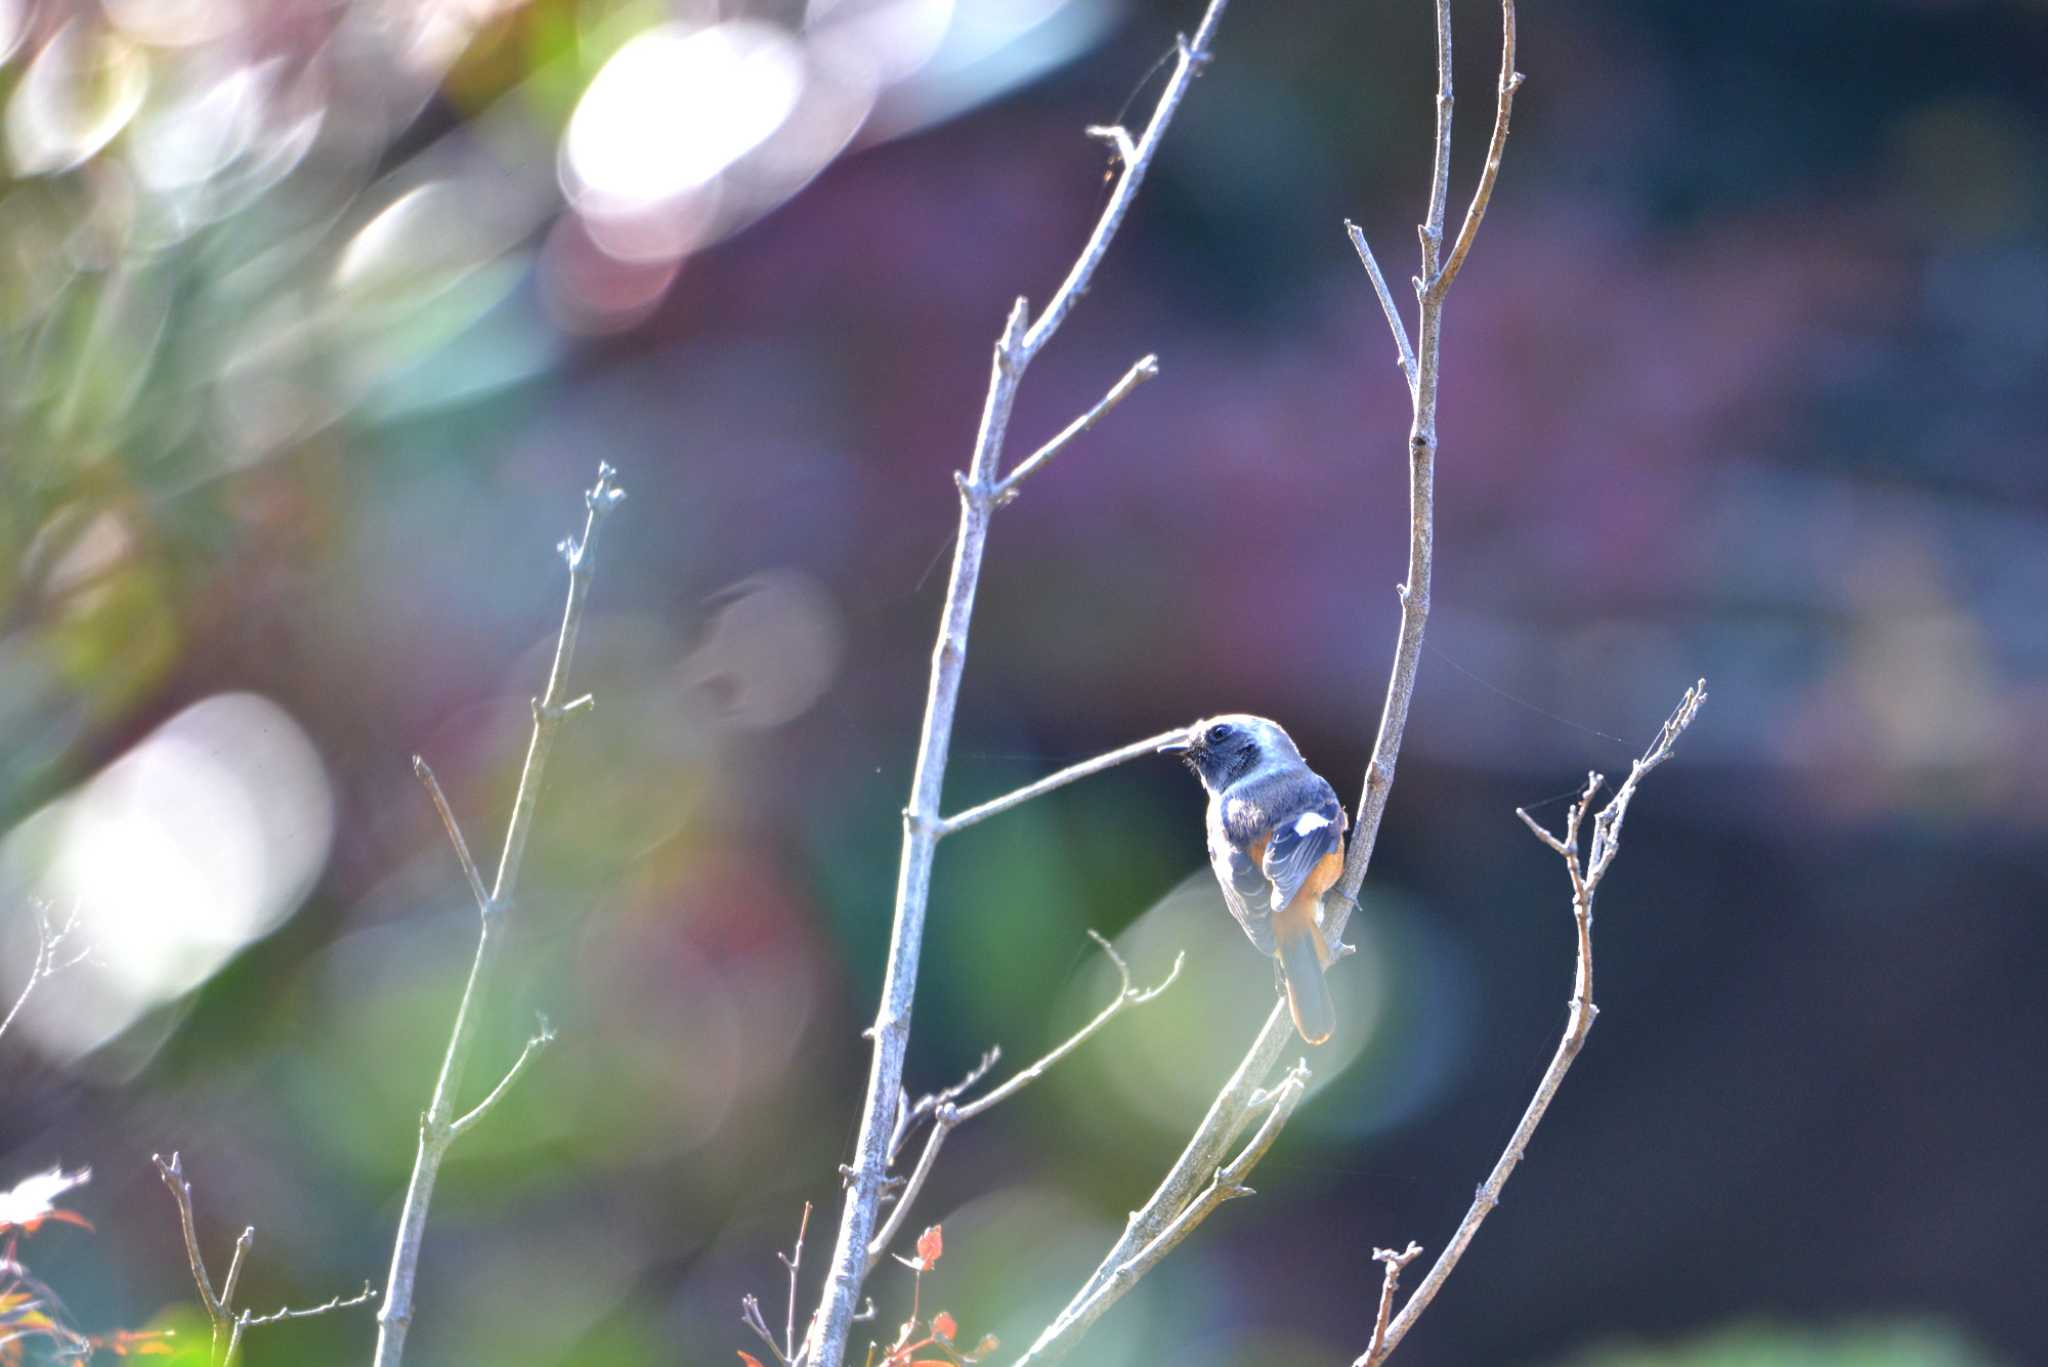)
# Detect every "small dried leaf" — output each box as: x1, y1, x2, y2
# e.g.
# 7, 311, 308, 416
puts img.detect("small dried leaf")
915, 1224, 943, 1267
930, 1311, 956, 1341
737, 1353, 767, 1367
973, 1333, 1000, 1355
